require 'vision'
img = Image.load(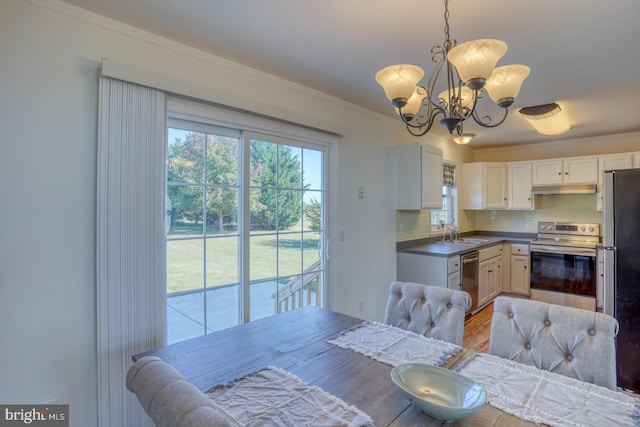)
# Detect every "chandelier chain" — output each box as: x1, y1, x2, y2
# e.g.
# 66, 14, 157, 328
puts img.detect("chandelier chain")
443, 0, 450, 43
